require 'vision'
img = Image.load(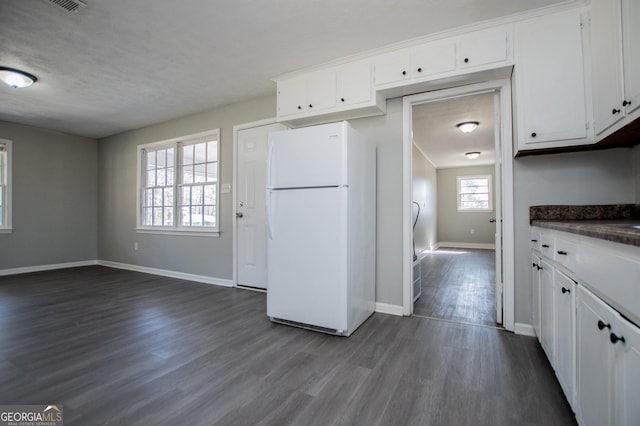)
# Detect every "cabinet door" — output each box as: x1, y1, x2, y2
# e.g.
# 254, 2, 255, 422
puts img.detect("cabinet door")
277, 77, 308, 117
515, 12, 589, 146
614, 316, 640, 426
540, 259, 555, 362
305, 70, 336, 112
531, 252, 541, 339
622, 0, 640, 115
590, 0, 625, 134
576, 286, 614, 426
373, 48, 412, 87
457, 27, 509, 70
553, 270, 576, 409
412, 39, 455, 78
336, 60, 372, 106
